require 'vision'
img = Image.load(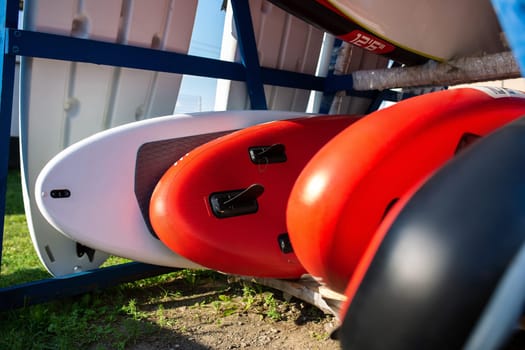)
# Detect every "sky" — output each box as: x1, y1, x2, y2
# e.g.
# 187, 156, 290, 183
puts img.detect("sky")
174, 0, 227, 113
